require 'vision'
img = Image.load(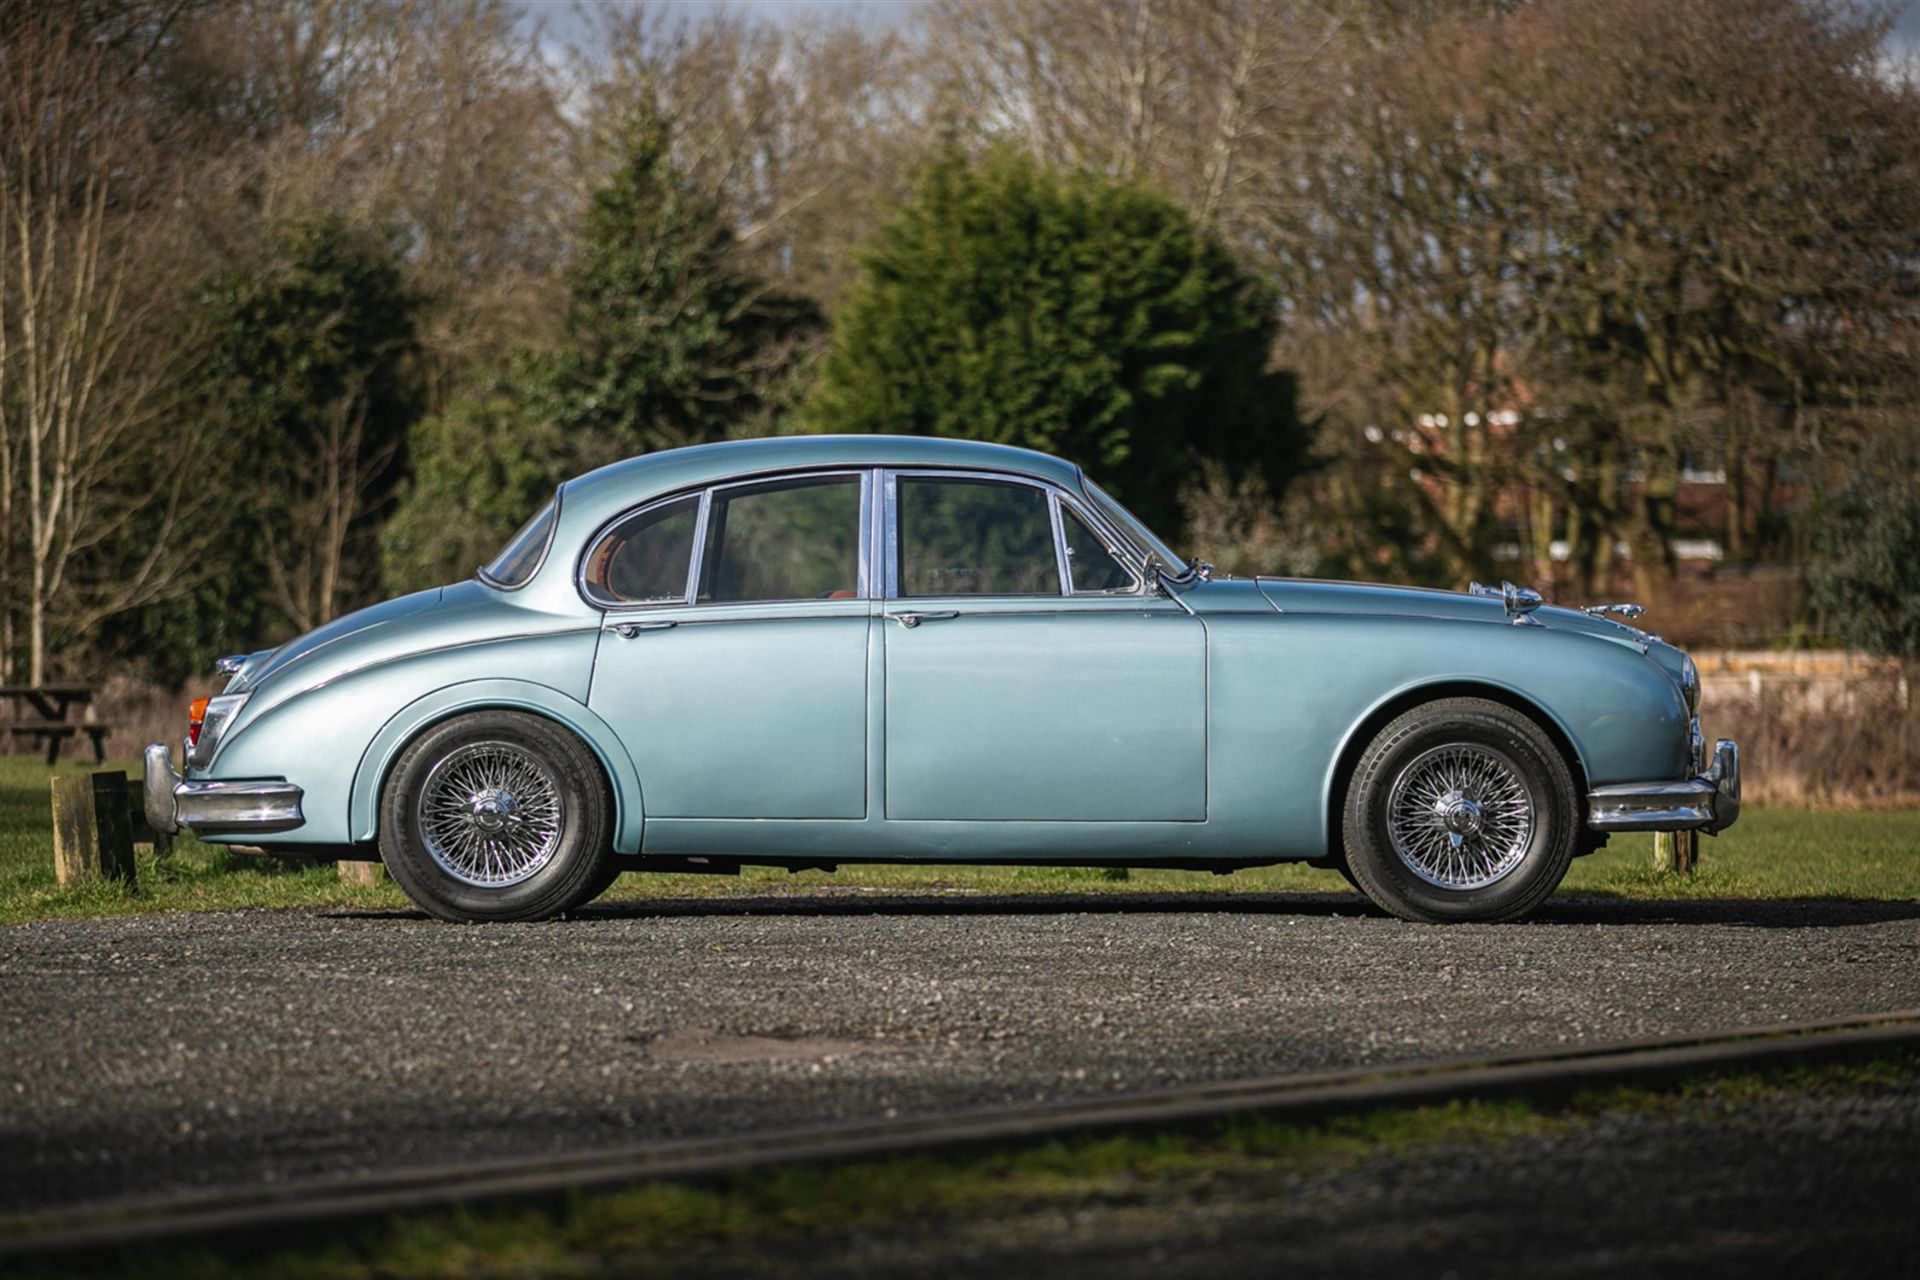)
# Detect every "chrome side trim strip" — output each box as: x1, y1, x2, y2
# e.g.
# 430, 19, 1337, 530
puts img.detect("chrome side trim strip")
280, 627, 604, 702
